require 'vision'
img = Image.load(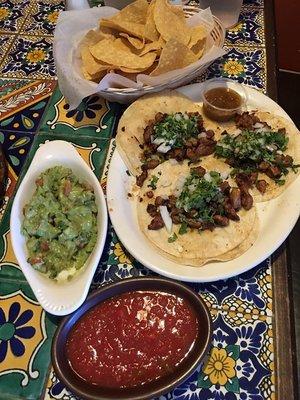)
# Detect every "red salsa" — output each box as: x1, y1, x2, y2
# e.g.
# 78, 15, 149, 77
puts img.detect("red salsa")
66, 291, 198, 388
